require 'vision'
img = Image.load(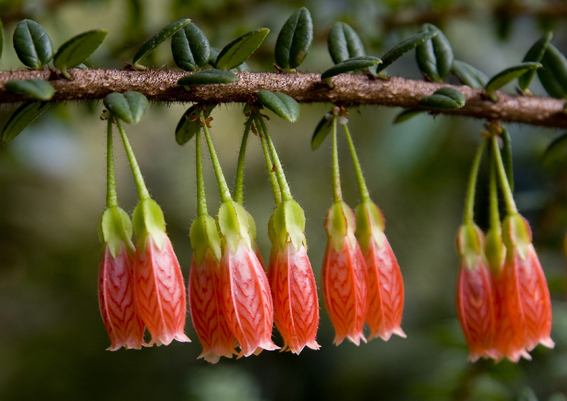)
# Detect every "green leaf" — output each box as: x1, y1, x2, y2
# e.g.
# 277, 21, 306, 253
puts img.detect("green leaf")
175, 104, 215, 145
415, 23, 453, 82
393, 109, 424, 124
451, 60, 488, 89
419, 87, 466, 110
1, 102, 50, 145
538, 43, 567, 99
543, 131, 567, 166
327, 22, 365, 65
178, 69, 239, 86
501, 126, 514, 191
376, 30, 438, 74
485, 62, 542, 101
103, 91, 149, 124
5, 79, 55, 100
171, 22, 210, 71
519, 32, 552, 91
53, 29, 108, 79
0, 18, 4, 60
275, 7, 313, 70
257, 90, 299, 122
311, 114, 333, 150
13, 19, 54, 69
216, 28, 269, 71
132, 18, 191, 69
321, 56, 381, 79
